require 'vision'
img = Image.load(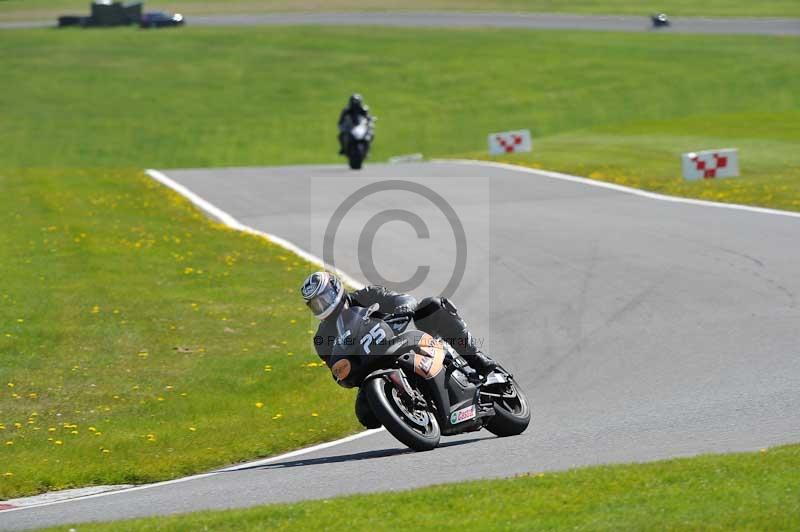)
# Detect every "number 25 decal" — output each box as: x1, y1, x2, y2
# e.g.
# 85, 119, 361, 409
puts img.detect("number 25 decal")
360, 324, 386, 354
